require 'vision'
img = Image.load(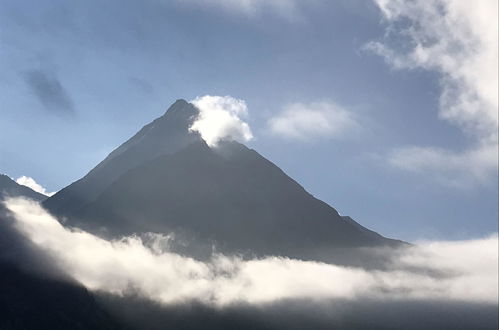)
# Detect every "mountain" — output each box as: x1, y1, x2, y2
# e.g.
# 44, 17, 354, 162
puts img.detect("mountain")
0, 177, 123, 329
0, 216, 123, 330
44, 99, 199, 216
0, 262, 123, 330
44, 99, 403, 262
0, 174, 47, 202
